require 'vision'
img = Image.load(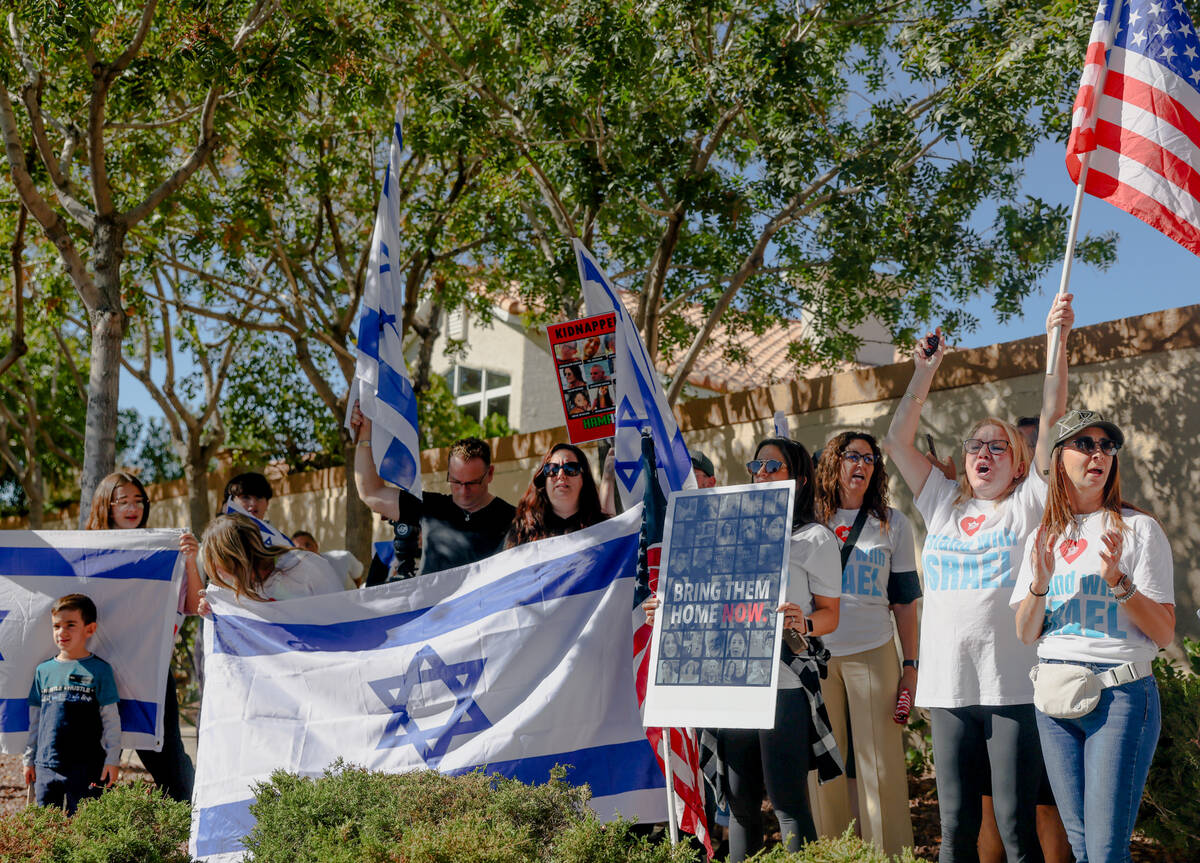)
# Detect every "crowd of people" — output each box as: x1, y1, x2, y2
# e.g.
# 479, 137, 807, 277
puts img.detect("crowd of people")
19, 292, 1176, 863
